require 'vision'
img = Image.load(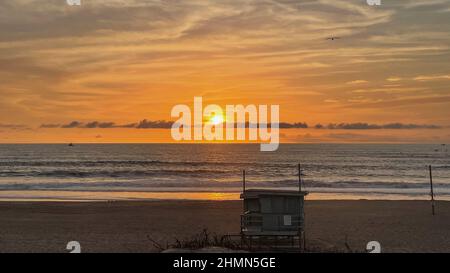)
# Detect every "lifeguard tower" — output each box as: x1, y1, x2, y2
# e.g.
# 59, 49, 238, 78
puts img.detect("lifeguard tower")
240, 165, 308, 250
